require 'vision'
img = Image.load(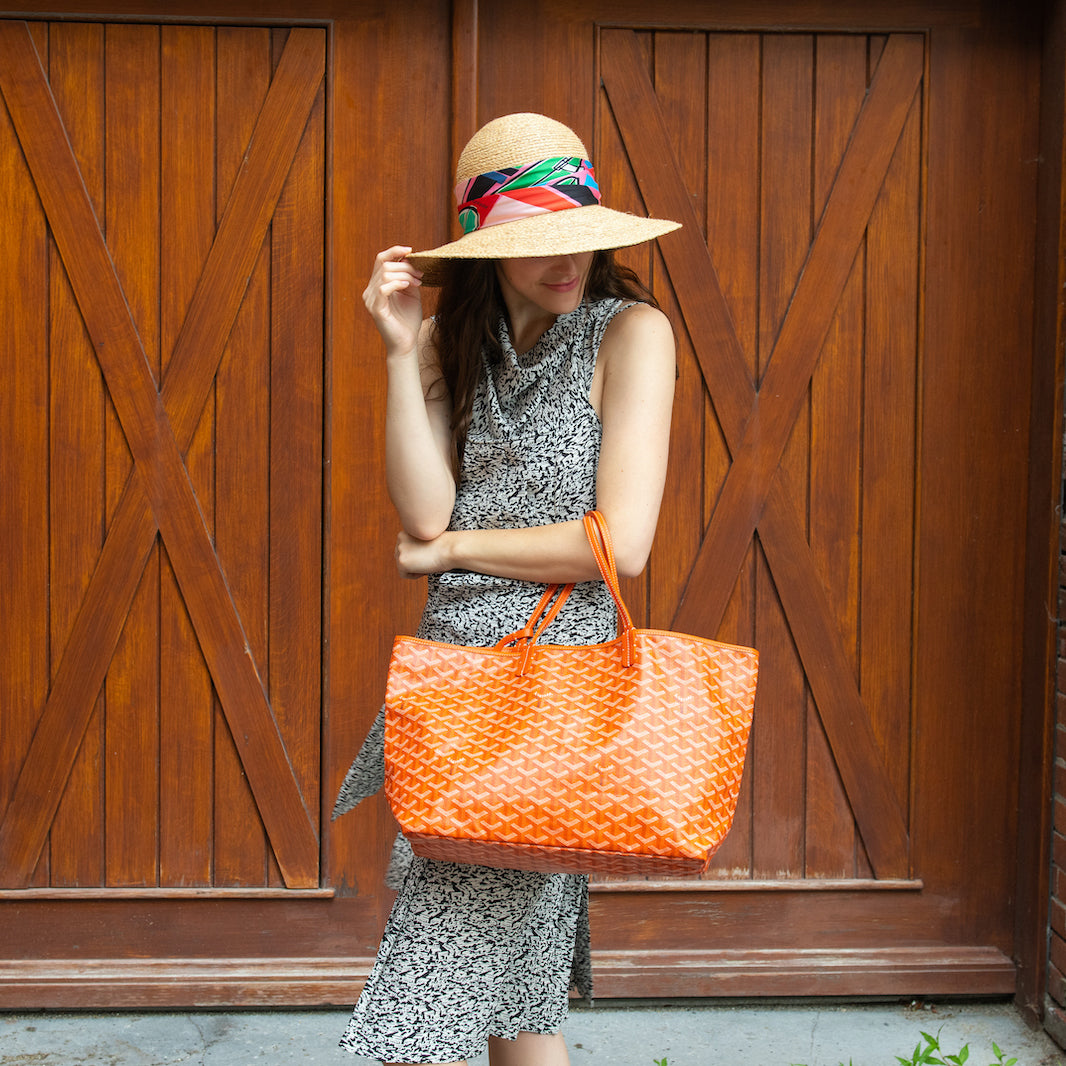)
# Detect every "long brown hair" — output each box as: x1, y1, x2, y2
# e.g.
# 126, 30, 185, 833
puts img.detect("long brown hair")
431, 250, 659, 458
